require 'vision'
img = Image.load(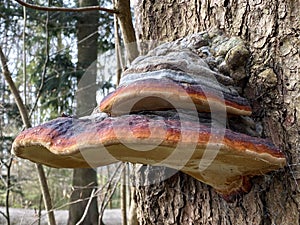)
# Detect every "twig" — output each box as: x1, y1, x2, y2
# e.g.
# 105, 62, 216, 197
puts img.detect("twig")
113, 0, 124, 85
5, 157, 13, 225
28, 8, 50, 119
38, 194, 43, 225
121, 163, 127, 225
102, 168, 123, 211
29, 196, 99, 225
29, 176, 122, 225
115, 0, 139, 63
27, 165, 125, 225
36, 164, 56, 225
114, 13, 122, 85
98, 163, 124, 224
0, 210, 8, 220
14, 0, 118, 14
0, 46, 30, 128
23, 6, 27, 105
75, 188, 97, 225
0, 46, 56, 225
